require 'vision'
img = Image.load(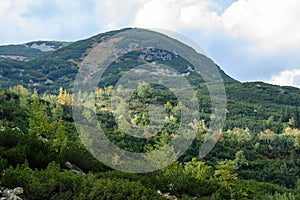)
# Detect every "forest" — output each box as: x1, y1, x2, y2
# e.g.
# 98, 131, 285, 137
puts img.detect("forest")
0, 85, 300, 199
1, 28, 300, 199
